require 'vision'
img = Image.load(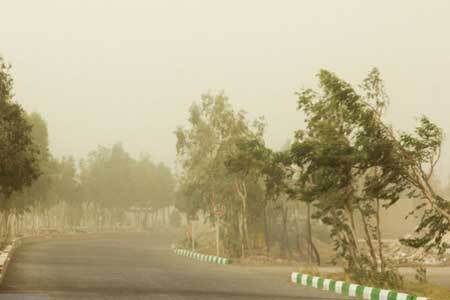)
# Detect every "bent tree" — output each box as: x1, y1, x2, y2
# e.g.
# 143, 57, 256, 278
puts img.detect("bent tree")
291, 68, 448, 285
